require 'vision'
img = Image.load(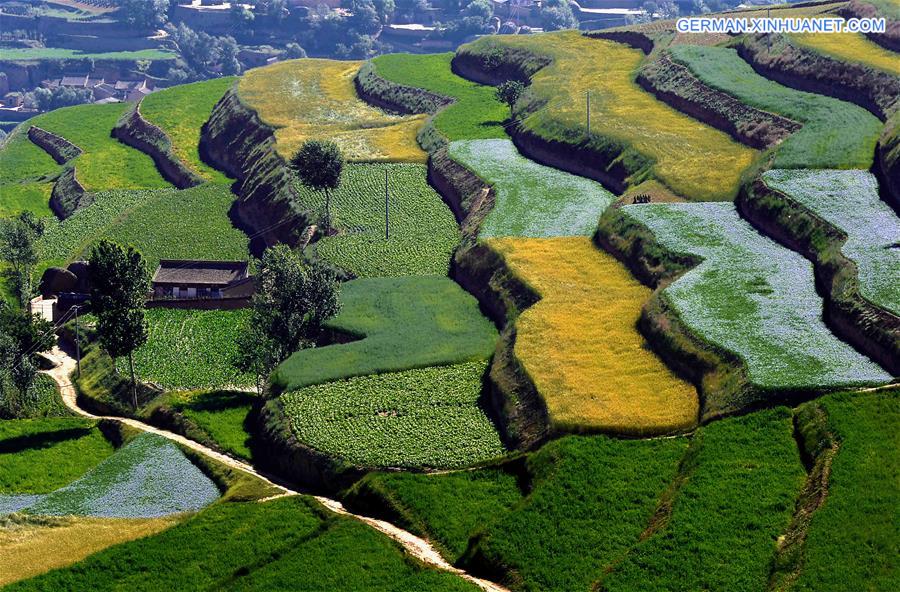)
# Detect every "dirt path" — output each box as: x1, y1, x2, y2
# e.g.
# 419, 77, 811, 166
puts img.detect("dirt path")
41, 347, 509, 592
